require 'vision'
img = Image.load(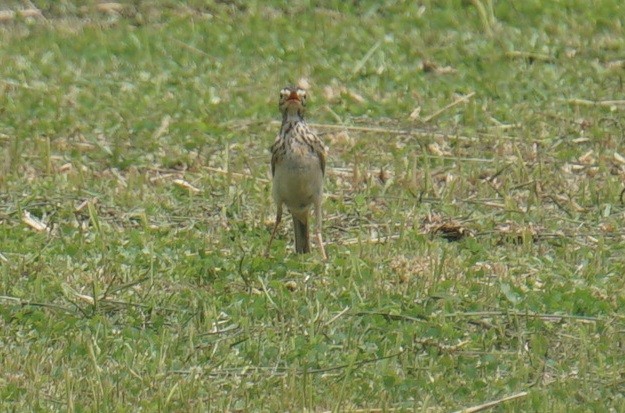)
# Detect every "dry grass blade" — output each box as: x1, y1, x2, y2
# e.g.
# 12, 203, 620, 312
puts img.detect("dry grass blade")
173, 39, 209, 55
505, 50, 554, 62
340, 234, 401, 246
152, 115, 171, 140
451, 391, 528, 413
324, 306, 351, 326
561, 98, 625, 108
104, 277, 150, 296
173, 179, 200, 193
22, 211, 48, 232
0, 295, 75, 314
352, 39, 382, 76
0, 8, 43, 21
352, 311, 427, 323
204, 166, 269, 183
414, 338, 471, 353
303, 122, 481, 142
421, 92, 476, 123
443, 311, 602, 322
96, 3, 125, 13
